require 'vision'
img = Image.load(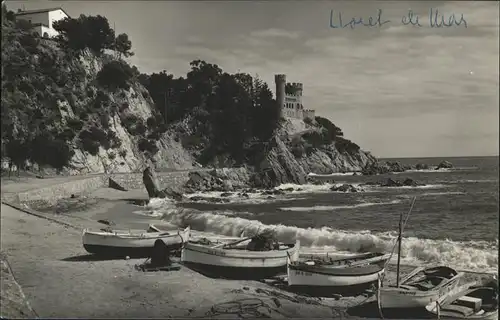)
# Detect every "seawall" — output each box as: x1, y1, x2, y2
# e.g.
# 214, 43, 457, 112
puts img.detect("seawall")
1, 169, 212, 205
